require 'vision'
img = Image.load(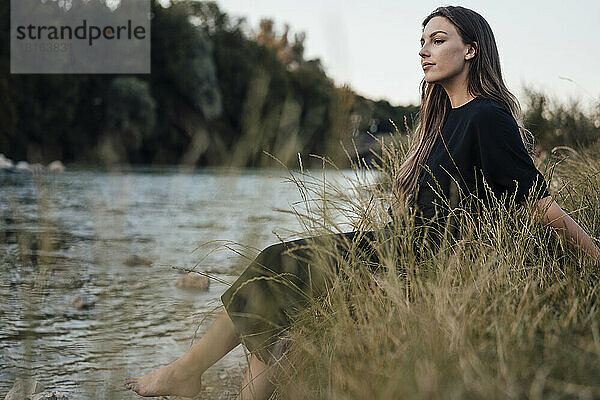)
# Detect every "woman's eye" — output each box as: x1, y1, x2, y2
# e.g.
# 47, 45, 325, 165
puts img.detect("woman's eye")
420, 39, 444, 47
